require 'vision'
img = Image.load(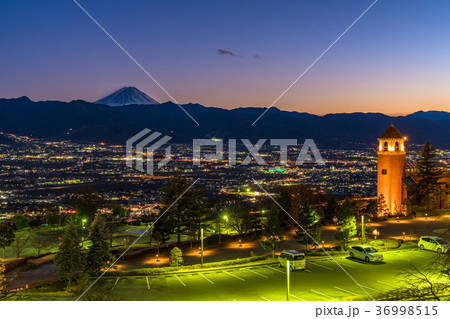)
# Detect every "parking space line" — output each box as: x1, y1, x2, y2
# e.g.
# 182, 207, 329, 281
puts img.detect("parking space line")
222, 270, 245, 281
304, 269, 312, 273
146, 276, 150, 290
114, 277, 120, 286
377, 280, 398, 288
261, 296, 270, 301
339, 261, 354, 268
360, 284, 382, 293
310, 289, 337, 300
266, 265, 286, 274
199, 273, 214, 284
309, 262, 334, 270
174, 275, 186, 287
333, 286, 358, 296
289, 293, 305, 301
246, 268, 269, 278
